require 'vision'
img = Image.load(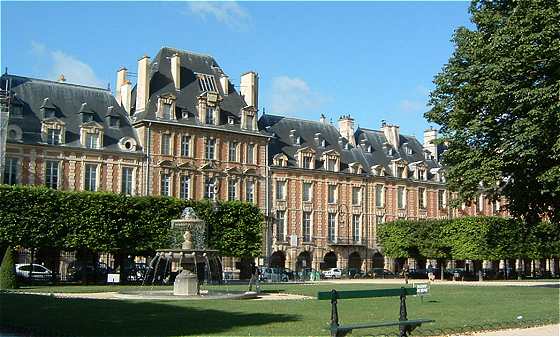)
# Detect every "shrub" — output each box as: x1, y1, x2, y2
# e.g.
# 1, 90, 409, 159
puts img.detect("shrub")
0, 246, 17, 289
